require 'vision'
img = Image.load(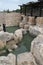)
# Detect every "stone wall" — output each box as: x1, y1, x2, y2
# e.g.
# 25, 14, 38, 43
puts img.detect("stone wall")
0, 12, 21, 27
36, 17, 43, 27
